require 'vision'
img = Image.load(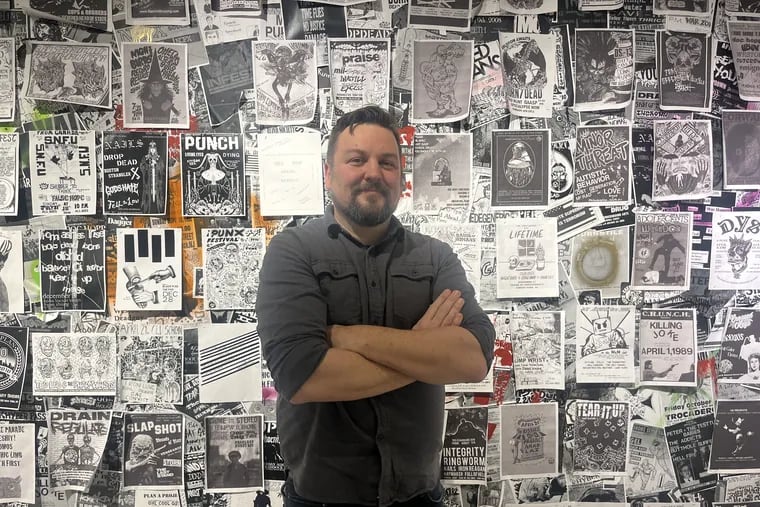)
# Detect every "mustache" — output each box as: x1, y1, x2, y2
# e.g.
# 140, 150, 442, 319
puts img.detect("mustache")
353, 183, 390, 196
